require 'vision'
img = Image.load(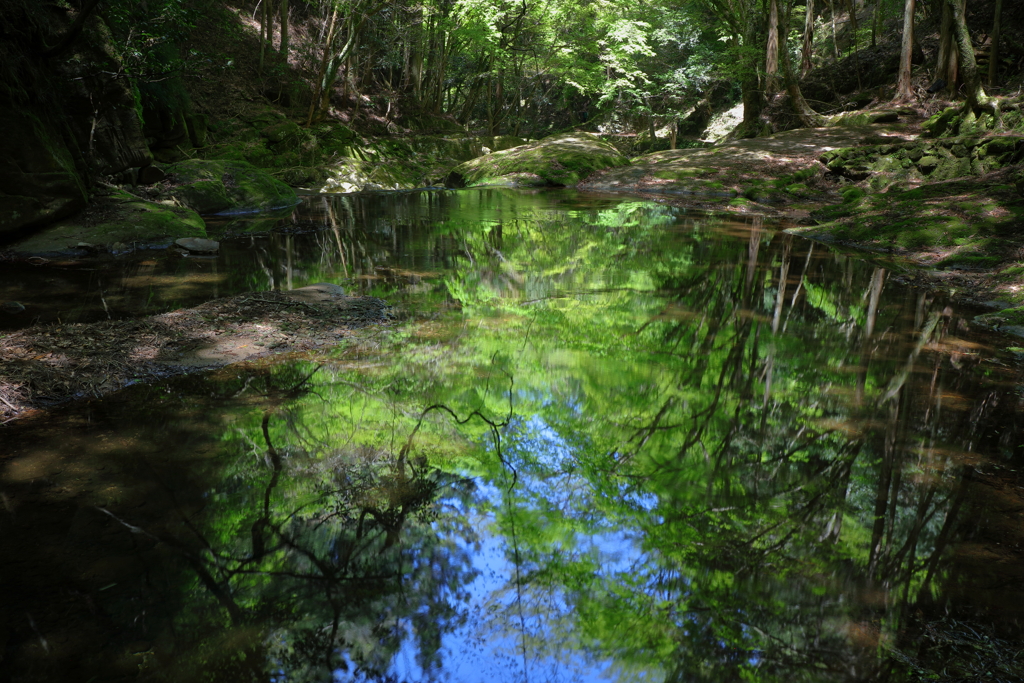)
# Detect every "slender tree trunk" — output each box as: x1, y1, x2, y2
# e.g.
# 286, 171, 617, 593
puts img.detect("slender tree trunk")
895, 0, 916, 100
989, 0, 1002, 86
259, 0, 267, 73
266, 0, 275, 52
827, 0, 840, 60
766, 0, 781, 94
847, 0, 862, 88
801, 0, 816, 76
307, 9, 339, 126
740, 25, 764, 135
280, 0, 289, 59
936, 0, 958, 93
